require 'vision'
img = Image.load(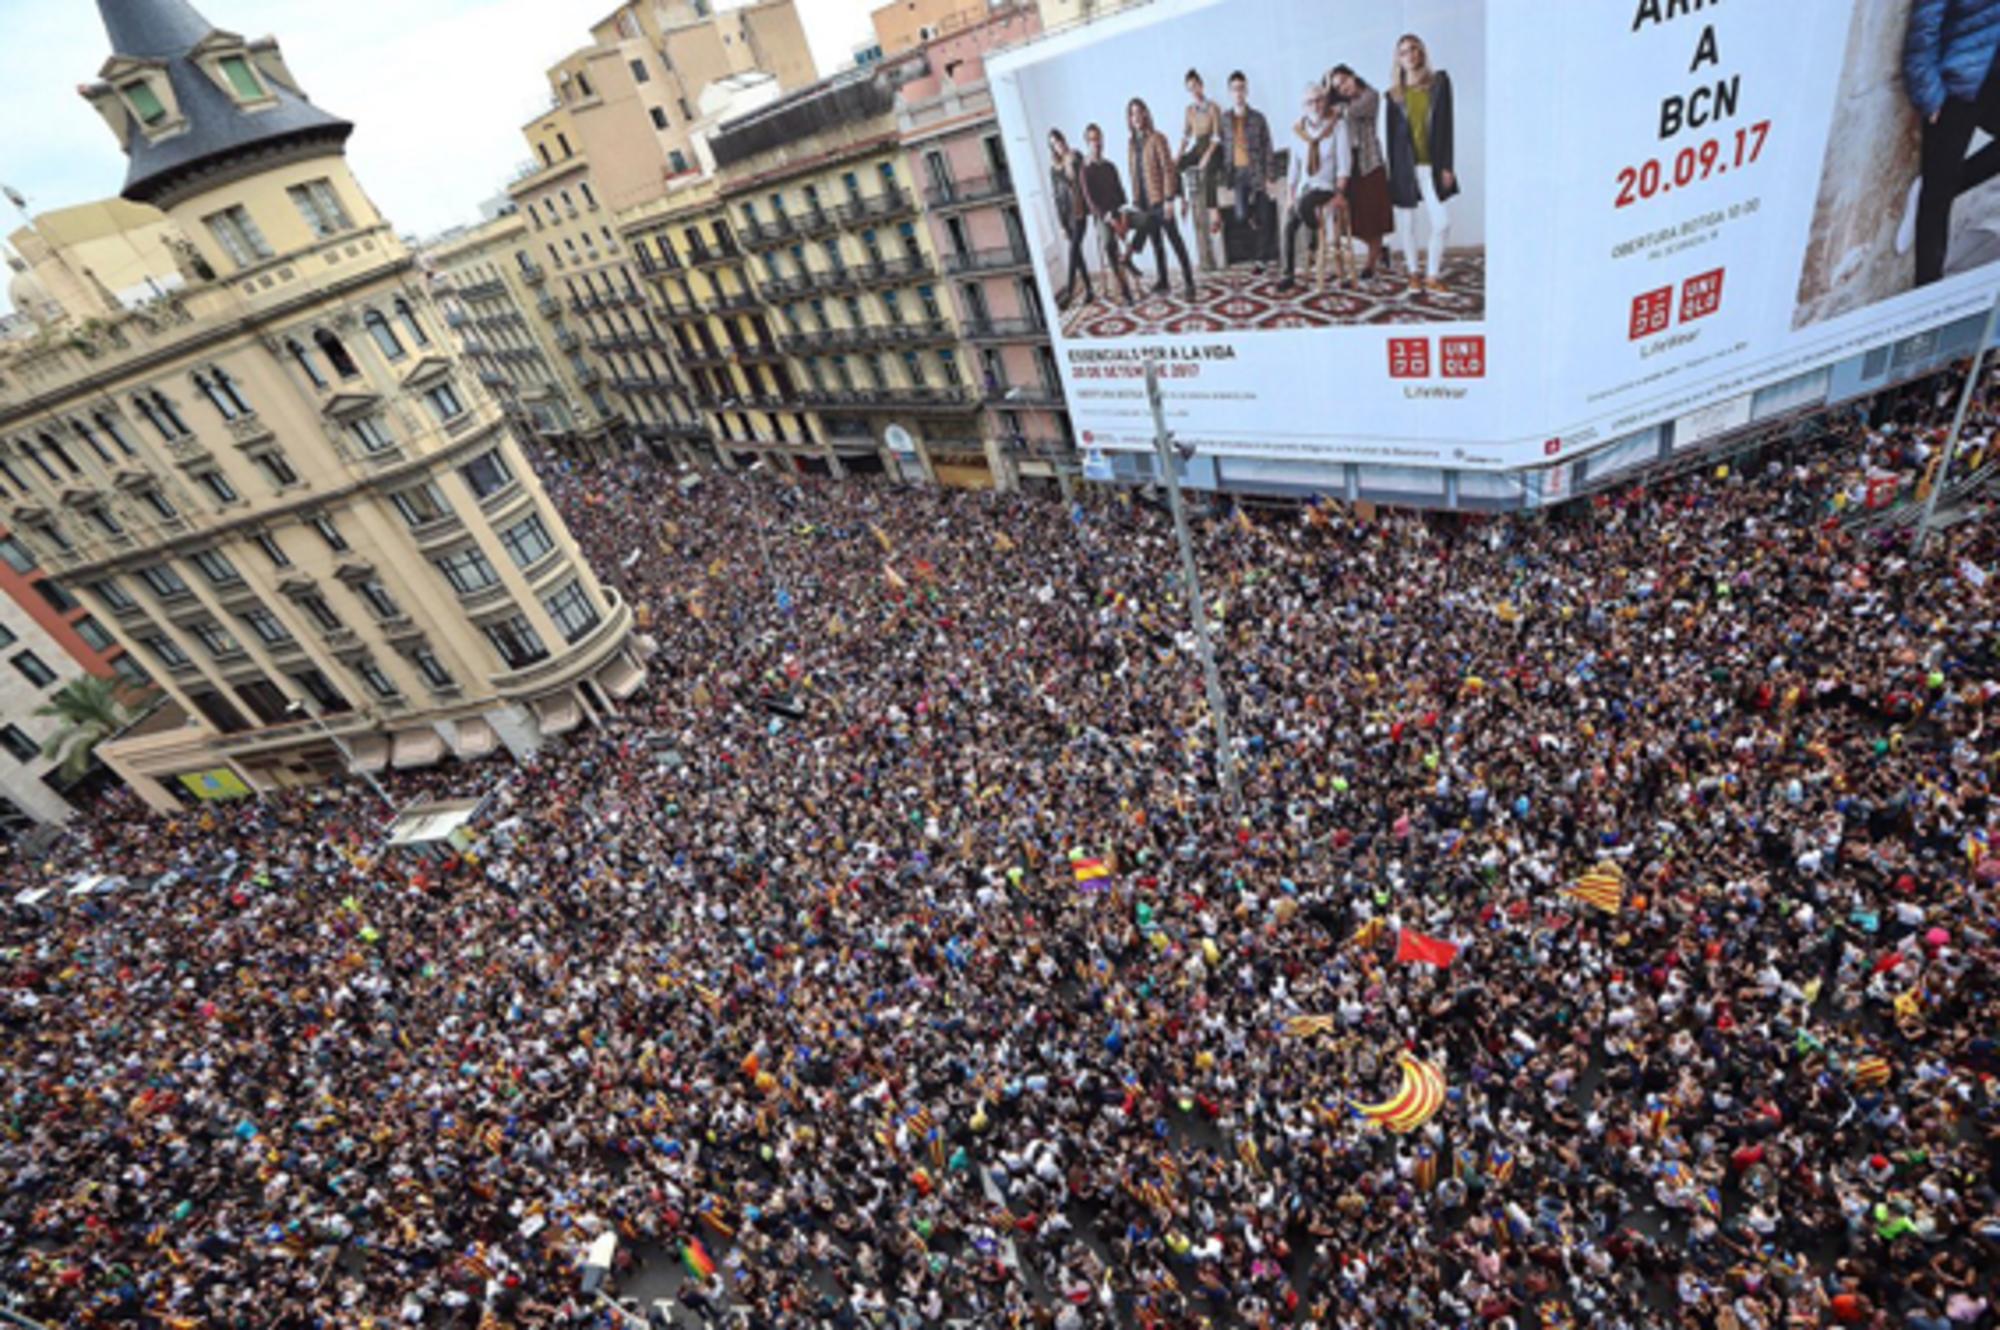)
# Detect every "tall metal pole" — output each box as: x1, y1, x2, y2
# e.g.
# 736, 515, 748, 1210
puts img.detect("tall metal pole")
1146, 361, 1243, 820
1917, 295, 2000, 555
291, 700, 395, 813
